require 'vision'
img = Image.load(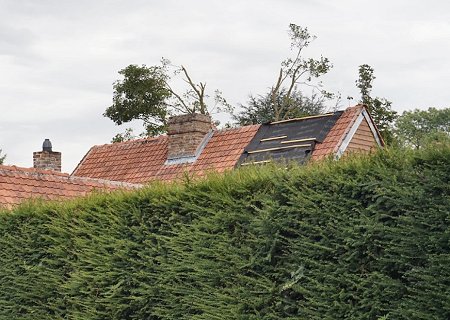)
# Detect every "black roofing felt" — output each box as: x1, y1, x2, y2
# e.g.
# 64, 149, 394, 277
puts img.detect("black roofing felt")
237, 111, 343, 166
